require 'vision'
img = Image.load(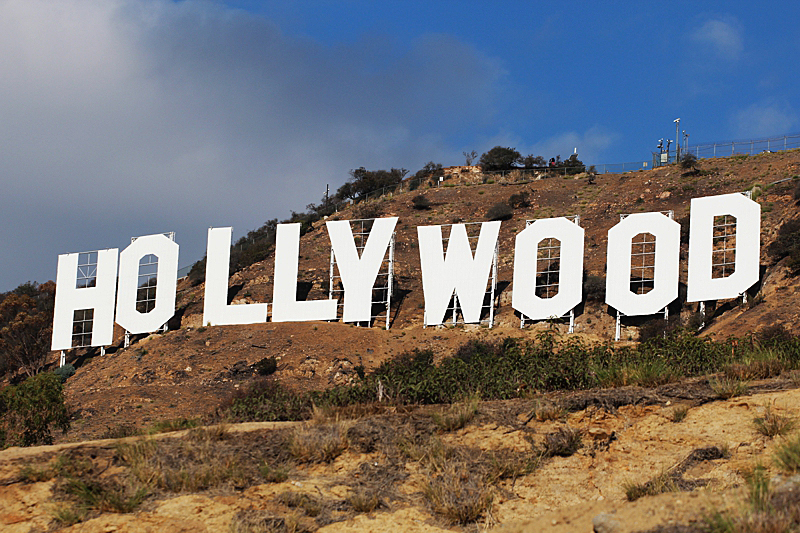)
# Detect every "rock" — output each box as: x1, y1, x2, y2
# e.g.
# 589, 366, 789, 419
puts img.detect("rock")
588, 427, 613, 440
593, 512, 622, 533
